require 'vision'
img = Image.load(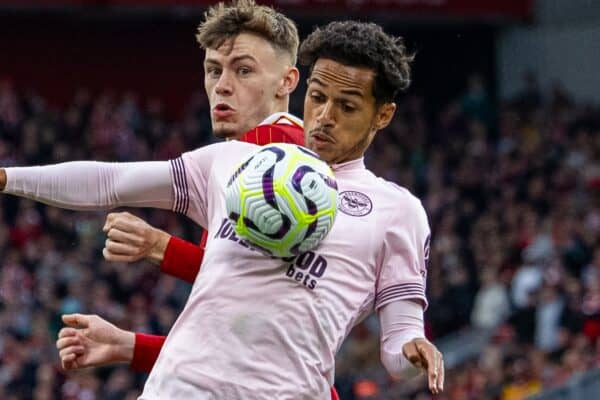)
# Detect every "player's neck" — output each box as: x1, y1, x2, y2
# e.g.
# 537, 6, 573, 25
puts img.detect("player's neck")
271, 97, 289, 118
329, 156, 366, 172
